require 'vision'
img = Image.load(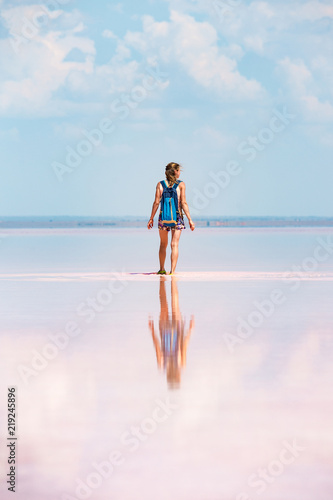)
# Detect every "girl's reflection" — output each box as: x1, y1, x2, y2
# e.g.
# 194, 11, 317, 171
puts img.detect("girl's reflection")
149, 276, 195, 389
